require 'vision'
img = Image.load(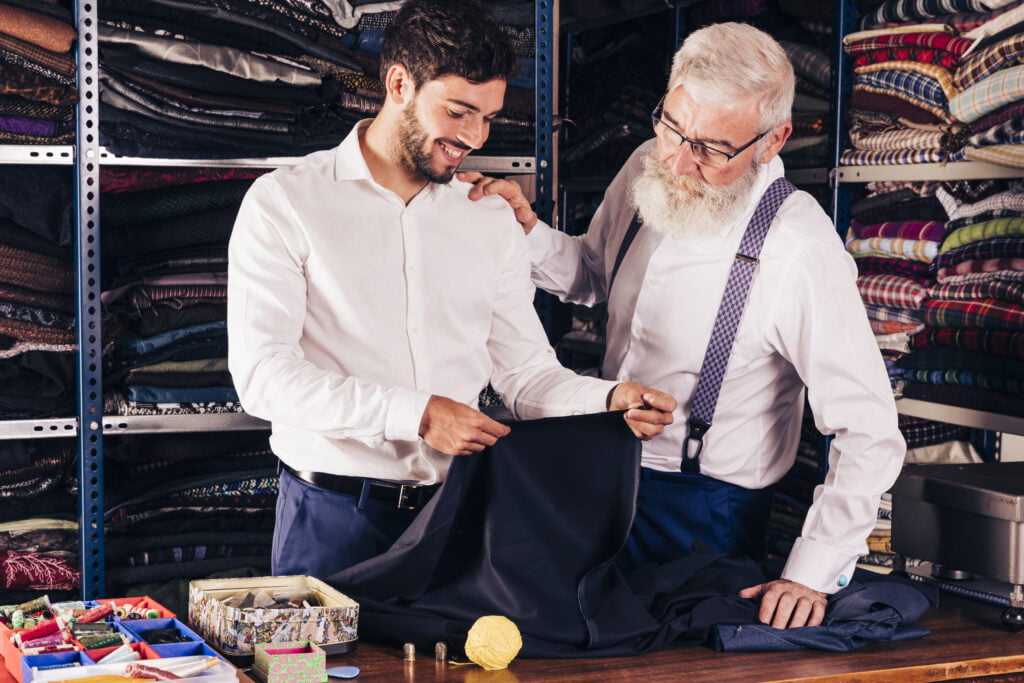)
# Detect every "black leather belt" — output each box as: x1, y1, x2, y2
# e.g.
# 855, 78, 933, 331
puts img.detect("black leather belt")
280, 463, 438, 511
